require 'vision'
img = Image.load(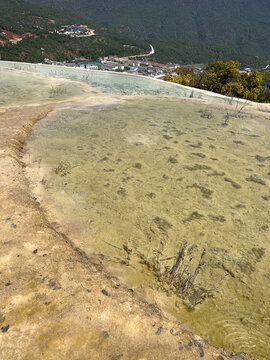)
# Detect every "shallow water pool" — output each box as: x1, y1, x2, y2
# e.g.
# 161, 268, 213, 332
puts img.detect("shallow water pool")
0, 61, 256, 106
0, 67, 84, 107
26, 98, 270, 359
